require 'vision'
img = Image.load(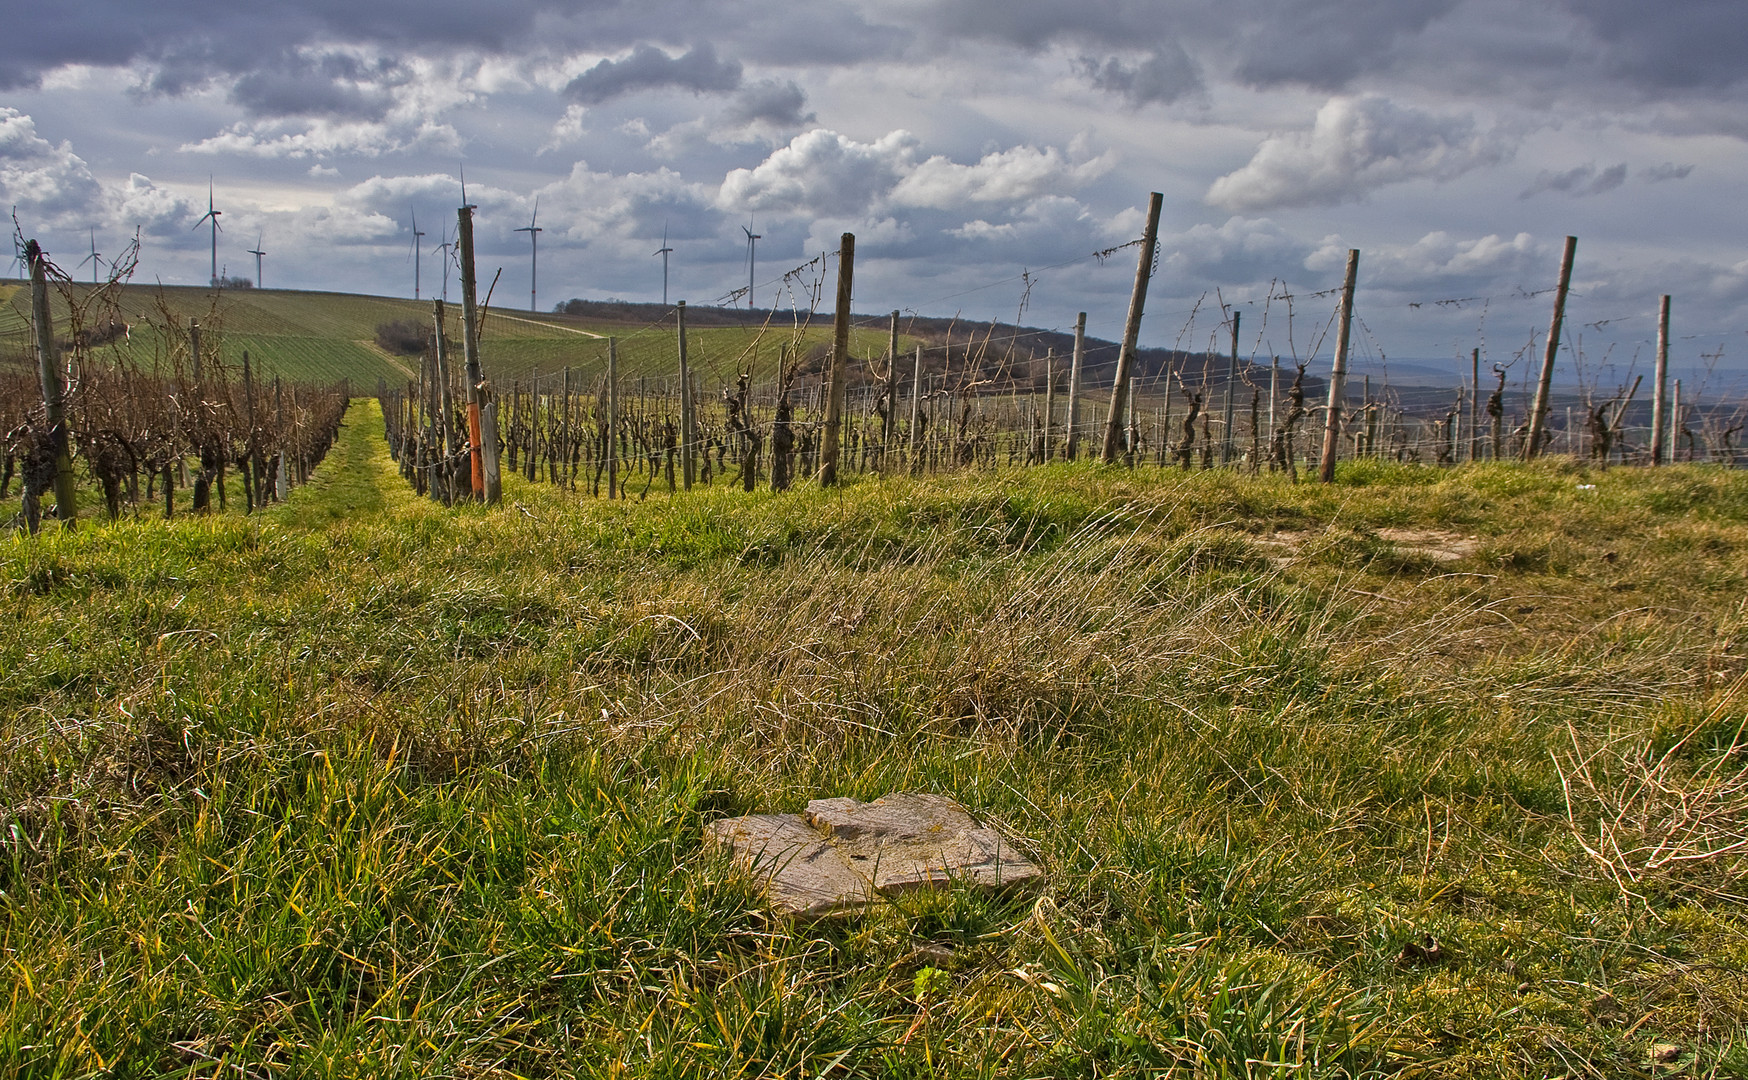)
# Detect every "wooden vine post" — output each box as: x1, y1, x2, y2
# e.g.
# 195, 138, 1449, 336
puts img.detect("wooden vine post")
457, 202, 486, 499
1525, 235, 1577, 460
1043, 350, 1056, 461
1221, 310, 1240, 465
882, 310, 899, 470
1650, 295, 1671, 466
820, 232, 854, 486
432, 300, 457, 500
1101, 192, 1162, 464
908, 344, 923, 469
28, 240, 77, 530
676, 301, 694, 490
1469, 348, 1480, 463
607, 337, 619, 498
1066, 311, 1086, 460
1317, 248, 1360, 484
